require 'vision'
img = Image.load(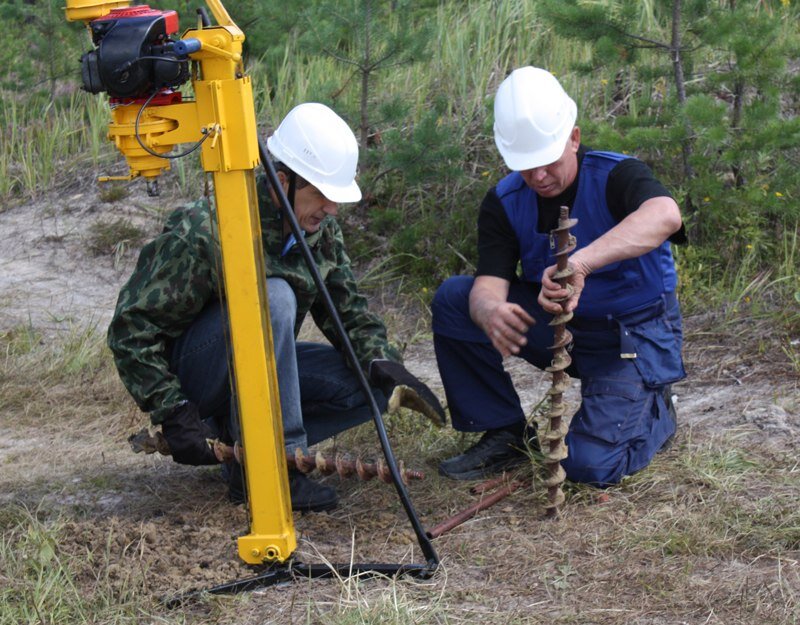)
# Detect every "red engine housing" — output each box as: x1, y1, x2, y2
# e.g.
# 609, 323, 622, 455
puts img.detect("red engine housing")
96, 5, 179, 35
